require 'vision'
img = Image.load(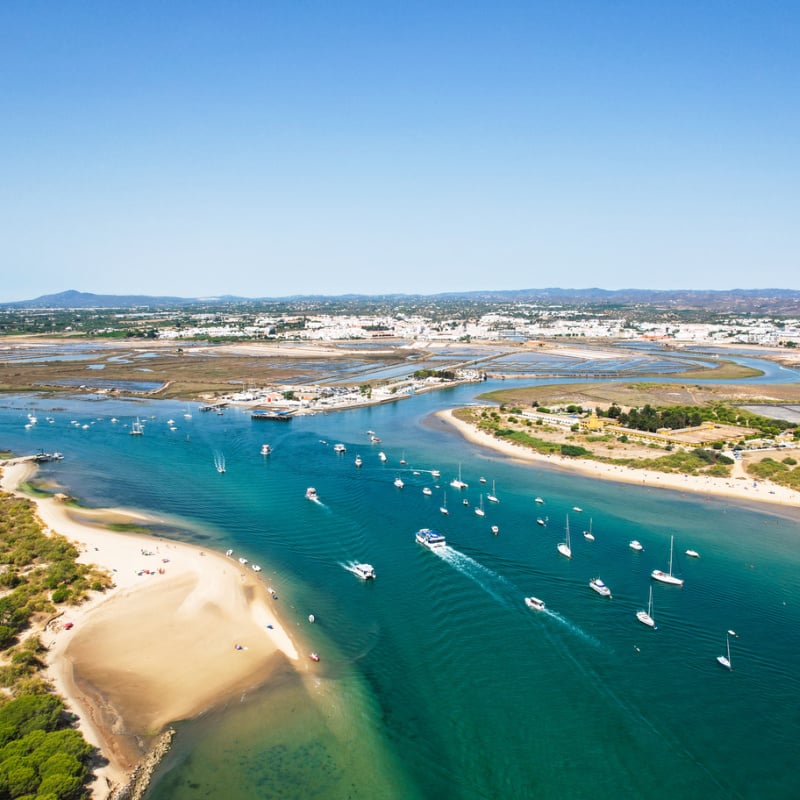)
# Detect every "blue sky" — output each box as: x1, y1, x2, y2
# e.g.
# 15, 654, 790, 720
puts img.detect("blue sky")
1, 1, 798, 301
